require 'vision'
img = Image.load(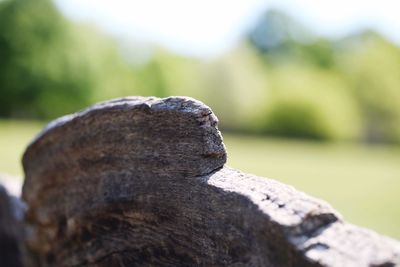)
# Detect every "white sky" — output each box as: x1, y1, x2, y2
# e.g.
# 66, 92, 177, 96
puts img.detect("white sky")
55, 0, 400, 57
